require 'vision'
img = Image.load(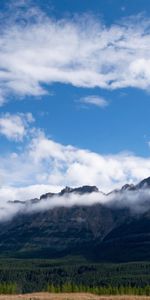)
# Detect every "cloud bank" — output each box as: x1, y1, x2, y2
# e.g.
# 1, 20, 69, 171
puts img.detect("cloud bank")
1, 187, 150, 222
1, 130, 150, 202
1, 5, 150, 103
